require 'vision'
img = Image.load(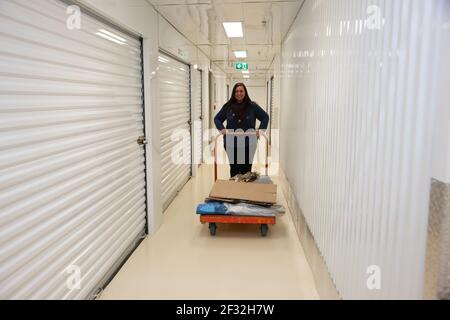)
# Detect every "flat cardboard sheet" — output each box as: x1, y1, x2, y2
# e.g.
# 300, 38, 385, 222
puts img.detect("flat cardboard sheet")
209, 180, 277, 204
